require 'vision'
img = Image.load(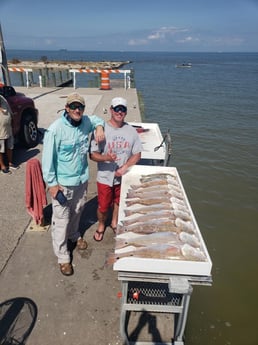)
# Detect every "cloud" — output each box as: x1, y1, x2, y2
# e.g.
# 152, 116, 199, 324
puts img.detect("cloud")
128, 38, 149, 46
128, 26, 189, 47
176, 36, 200, 43
44, 39, 55, 46
148, 26, 188, 41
